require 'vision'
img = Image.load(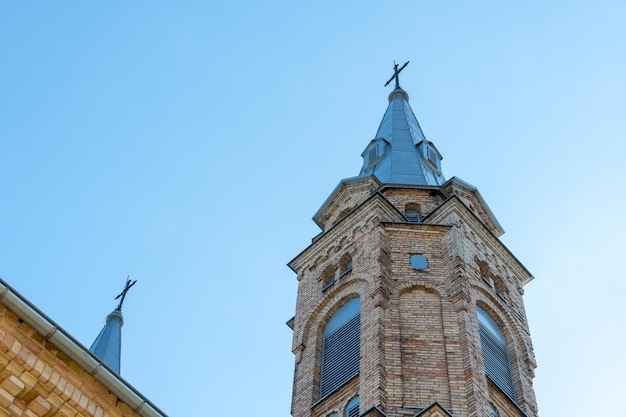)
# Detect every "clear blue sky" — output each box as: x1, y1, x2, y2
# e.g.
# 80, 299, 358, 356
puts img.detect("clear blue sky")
2, 2, 625, 416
